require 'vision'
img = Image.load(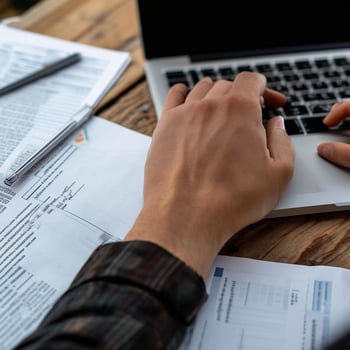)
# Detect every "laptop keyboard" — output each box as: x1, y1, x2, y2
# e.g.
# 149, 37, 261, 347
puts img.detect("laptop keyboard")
164, 56, 350, 135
